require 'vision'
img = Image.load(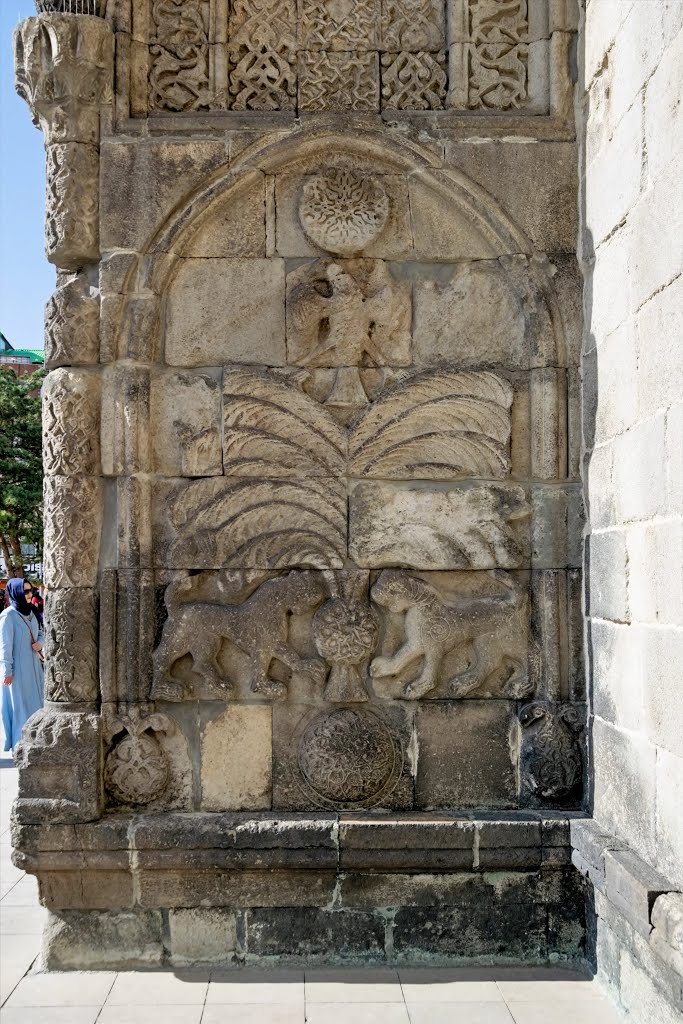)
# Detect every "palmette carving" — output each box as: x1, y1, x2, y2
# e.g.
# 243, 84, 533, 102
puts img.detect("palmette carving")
300, 171, 389, 256
312, 571, 377, 702
155, 476, 346, 568
298, 51, 380, 111
44, 275, 99, 367
519, 702, 583, 801
42, 368, 100, 476
370, 569, 526, 698
149, 0, 211, 112
44, 589, 98, 702
468, 0, 528, 110
381, 51, 447, 109
228, 0, 297, 110
103, 705, 174, 806
43, 476, 102, 587
349, 370, 512, 479
286, 259, 411, 367
153, 571, 327, 700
